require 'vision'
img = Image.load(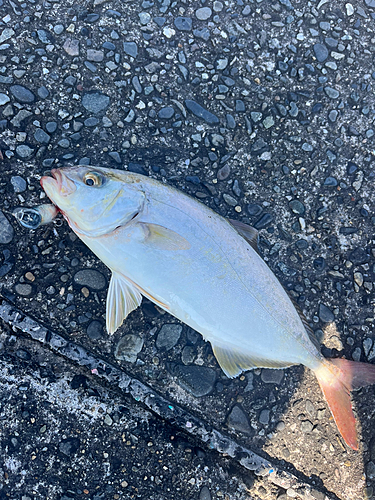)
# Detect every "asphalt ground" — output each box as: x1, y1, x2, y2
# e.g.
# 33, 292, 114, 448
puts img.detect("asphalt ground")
1, 0, 375, 499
